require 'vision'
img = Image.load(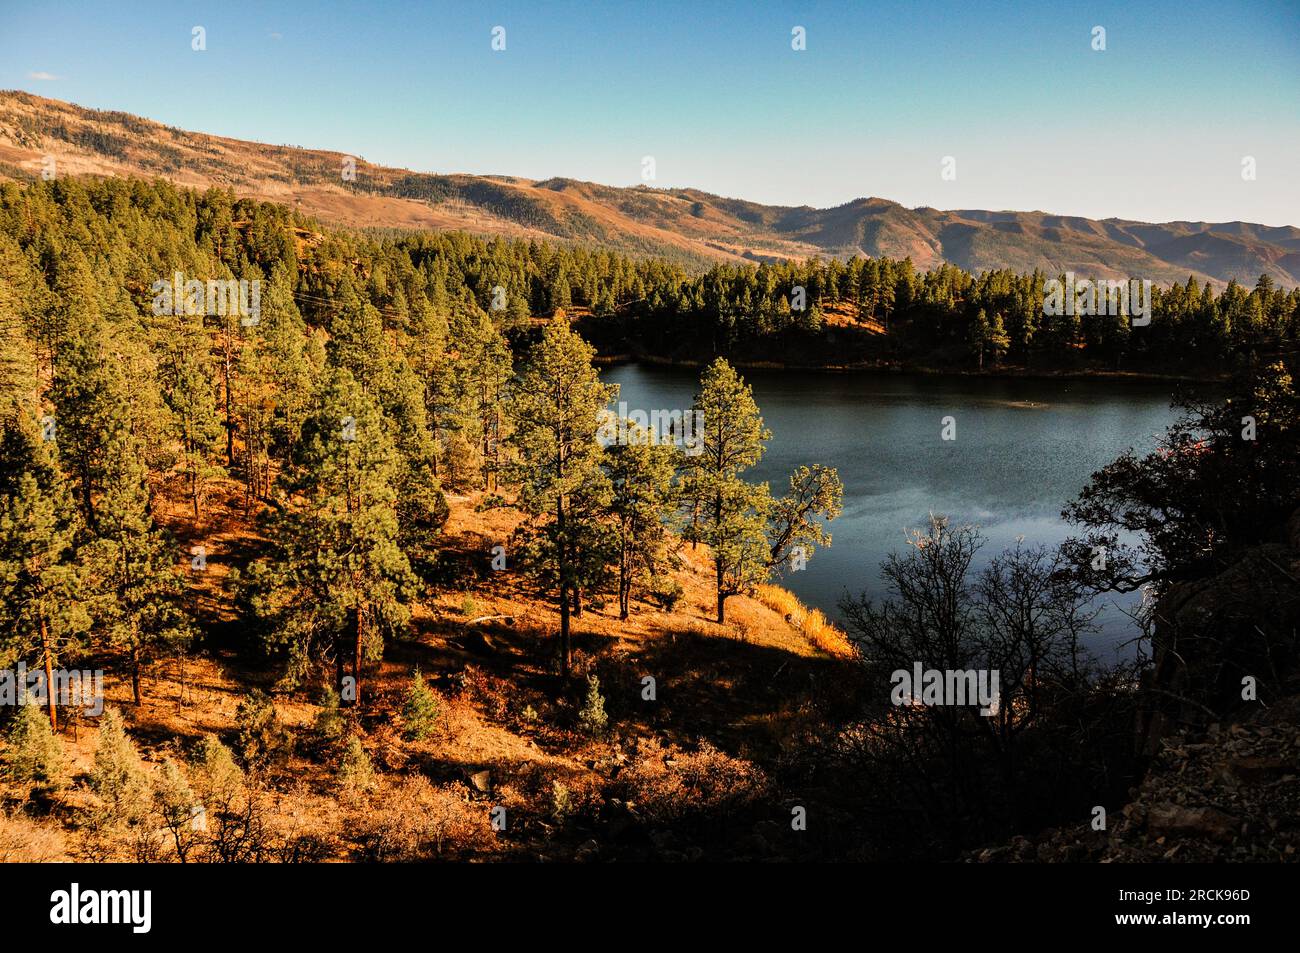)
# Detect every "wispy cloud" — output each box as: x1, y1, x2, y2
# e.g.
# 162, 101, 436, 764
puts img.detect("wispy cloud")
268, 32, 282, 41
27, 71, 60, 81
